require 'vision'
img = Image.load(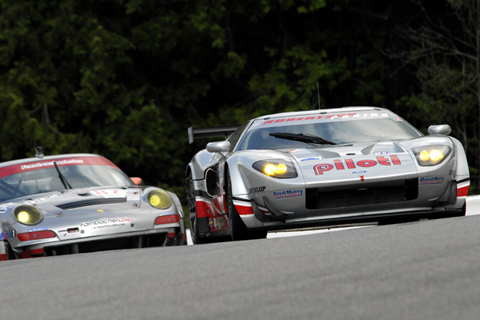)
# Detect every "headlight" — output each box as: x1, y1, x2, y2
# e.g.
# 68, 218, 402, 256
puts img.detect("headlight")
14, 205, 43, 225
412, 145, 451, 166
252, 160, 298, 178
147, 189, 172, 209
